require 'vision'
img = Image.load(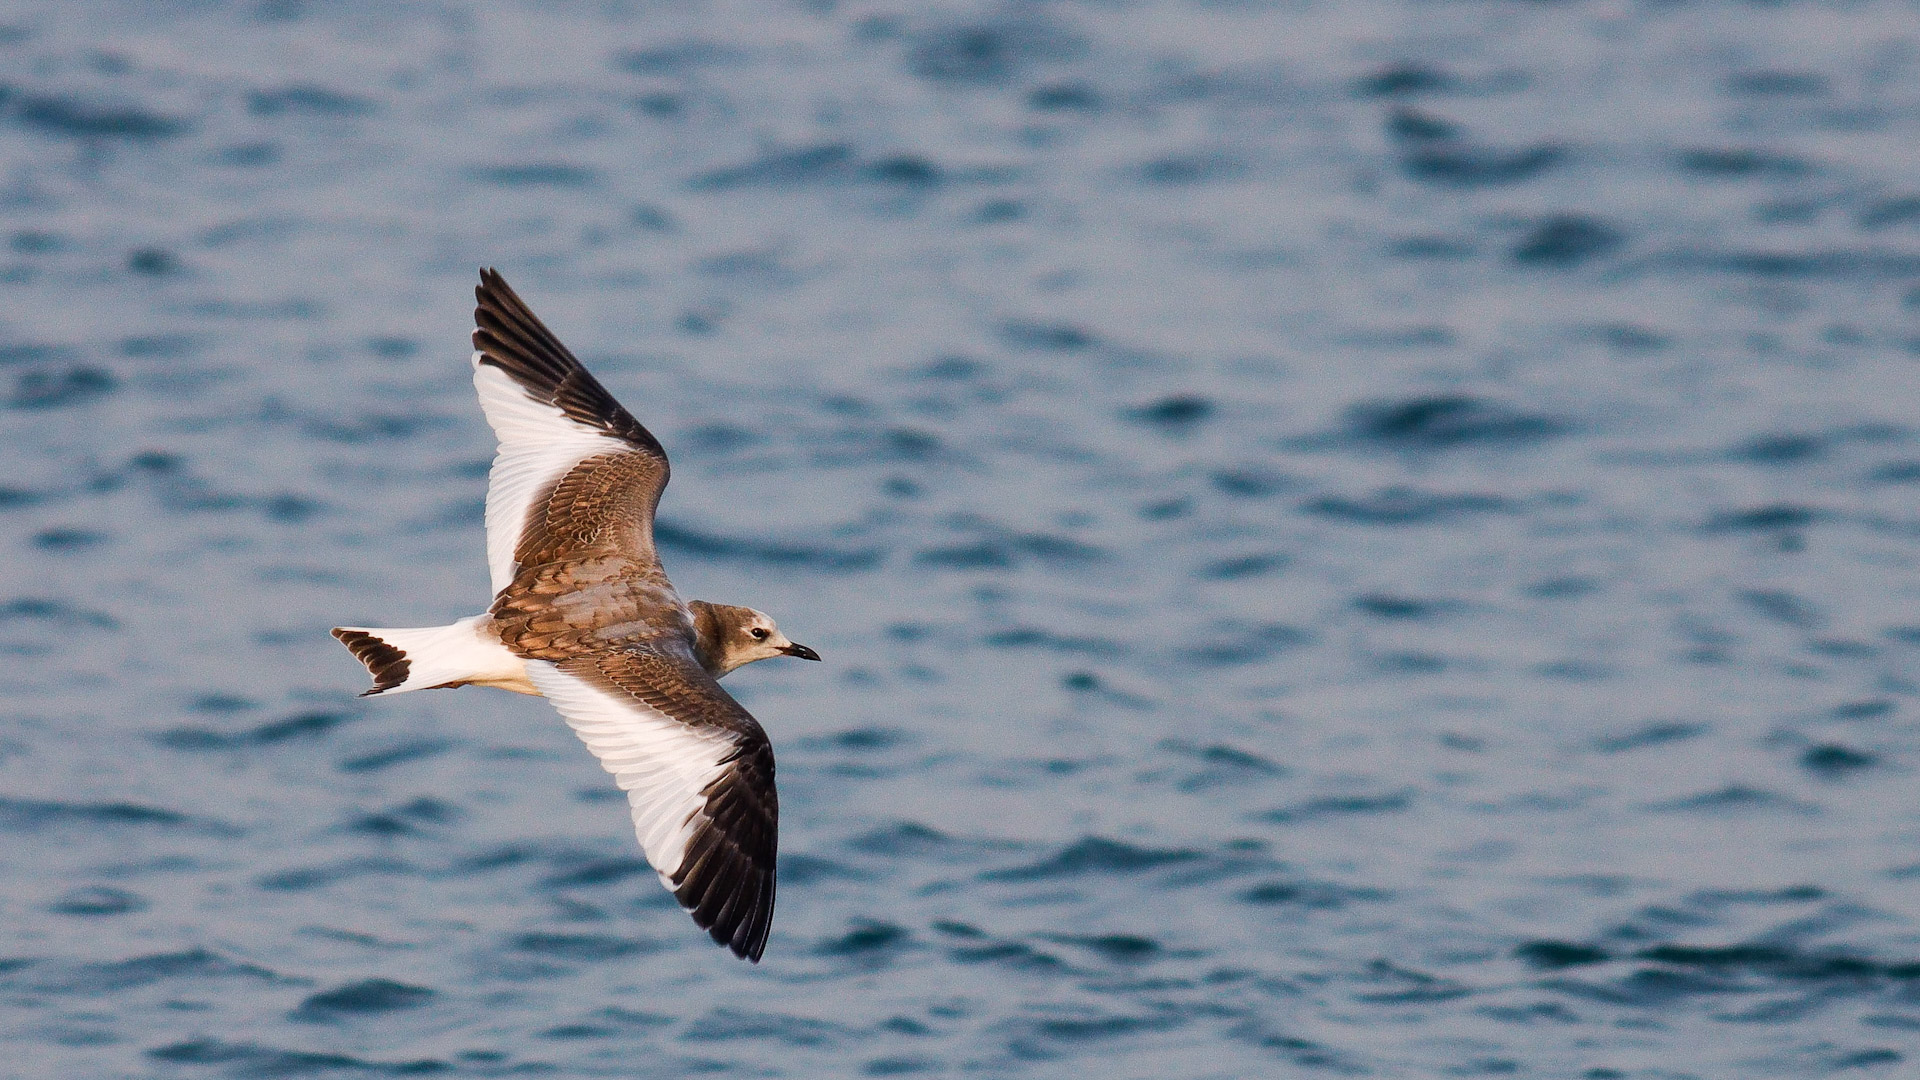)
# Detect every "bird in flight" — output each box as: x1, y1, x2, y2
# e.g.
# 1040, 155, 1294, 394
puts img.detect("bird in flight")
333, 269, 819, 962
